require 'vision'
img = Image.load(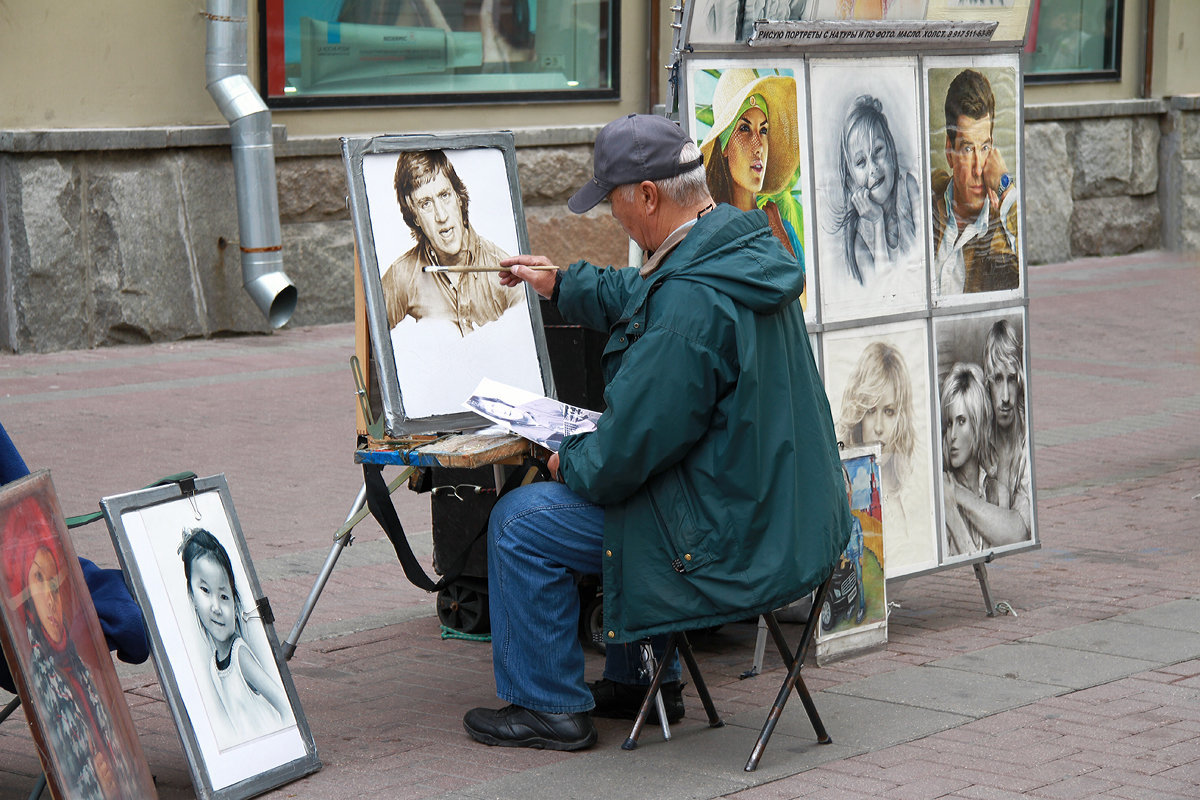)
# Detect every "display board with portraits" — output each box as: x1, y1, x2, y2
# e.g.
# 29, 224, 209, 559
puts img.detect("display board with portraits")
677, 3, 1037, 580
682, 2, 1032, 48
